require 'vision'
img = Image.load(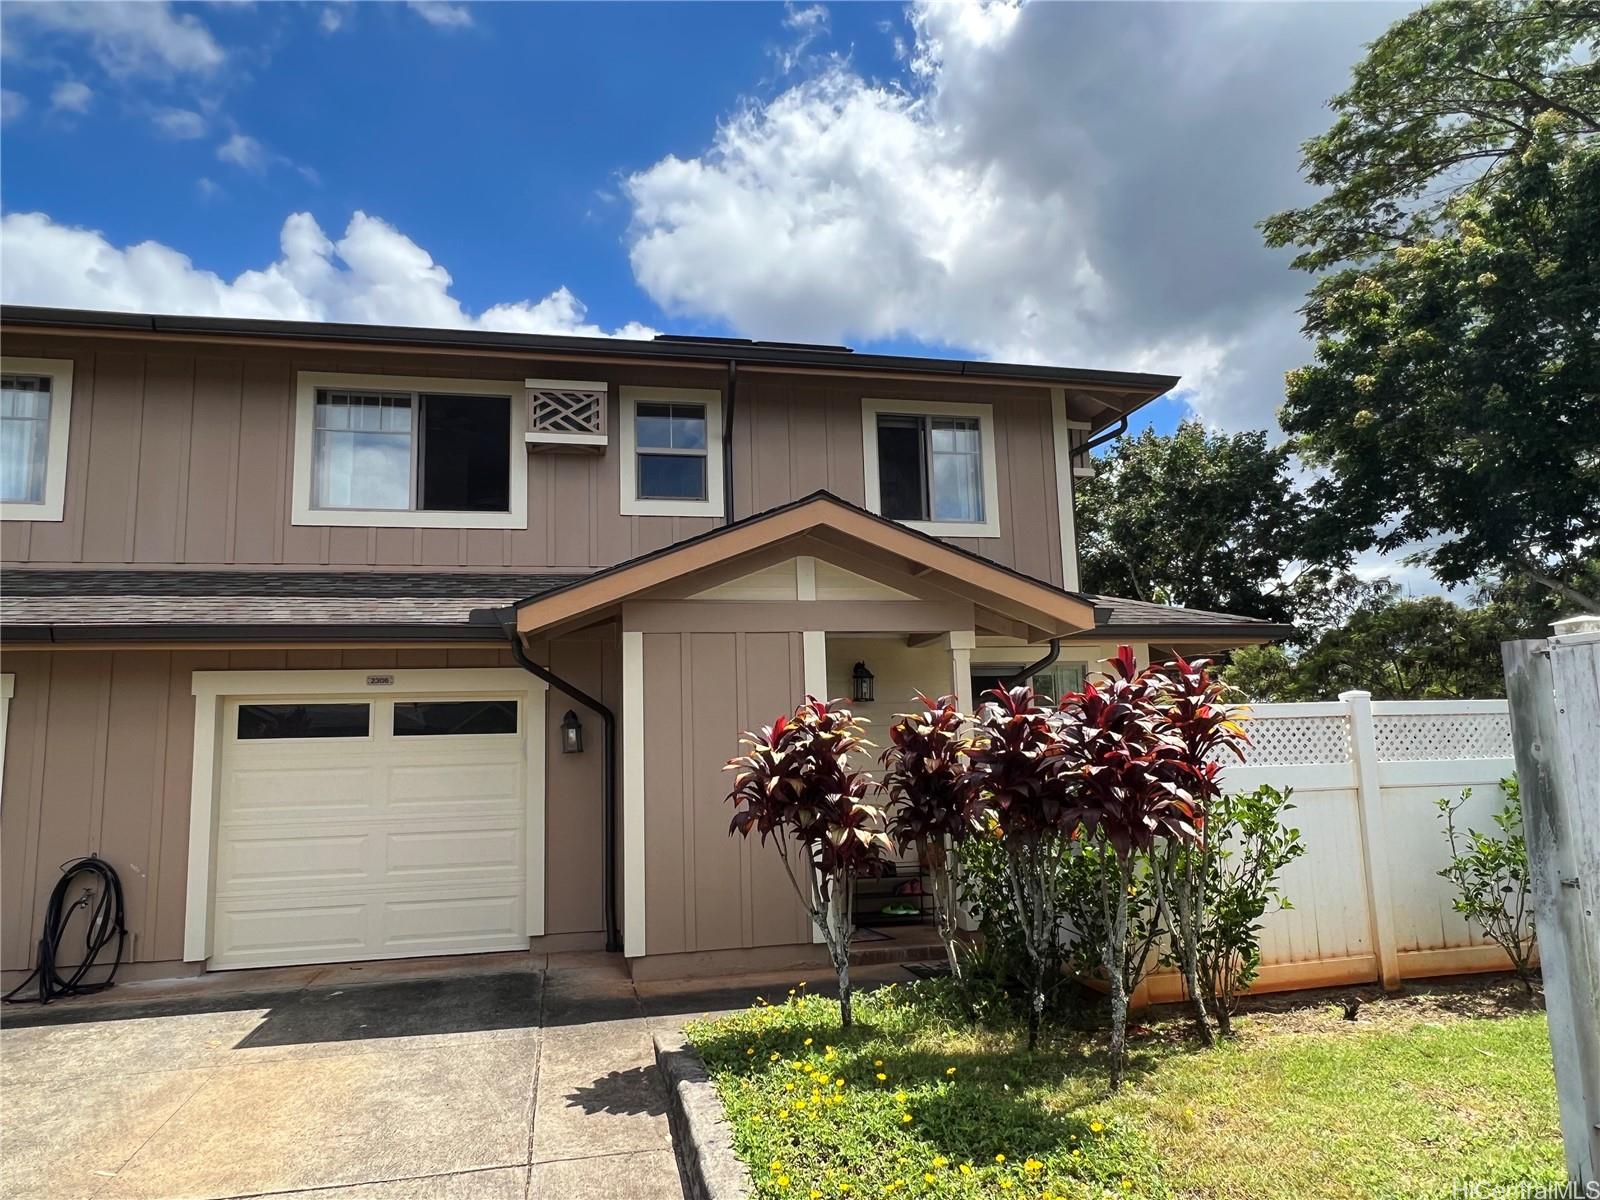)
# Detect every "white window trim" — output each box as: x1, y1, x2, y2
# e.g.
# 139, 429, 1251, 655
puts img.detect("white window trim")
619, 385, 724, 518
292, 372, 528, 529
183, 667, 547, 963
1, 357, 74, 524
861, 397, 1001, 538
